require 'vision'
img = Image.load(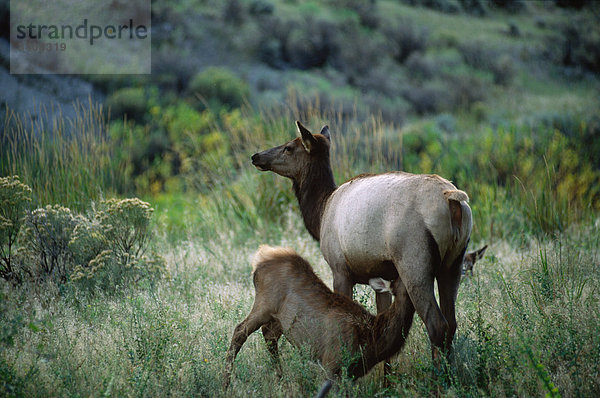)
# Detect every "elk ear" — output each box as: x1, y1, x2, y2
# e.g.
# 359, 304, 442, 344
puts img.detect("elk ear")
475, 245, 488, 260
296, 120, 316, 153
319, 125, 330, 141
369, 278, 391, 293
